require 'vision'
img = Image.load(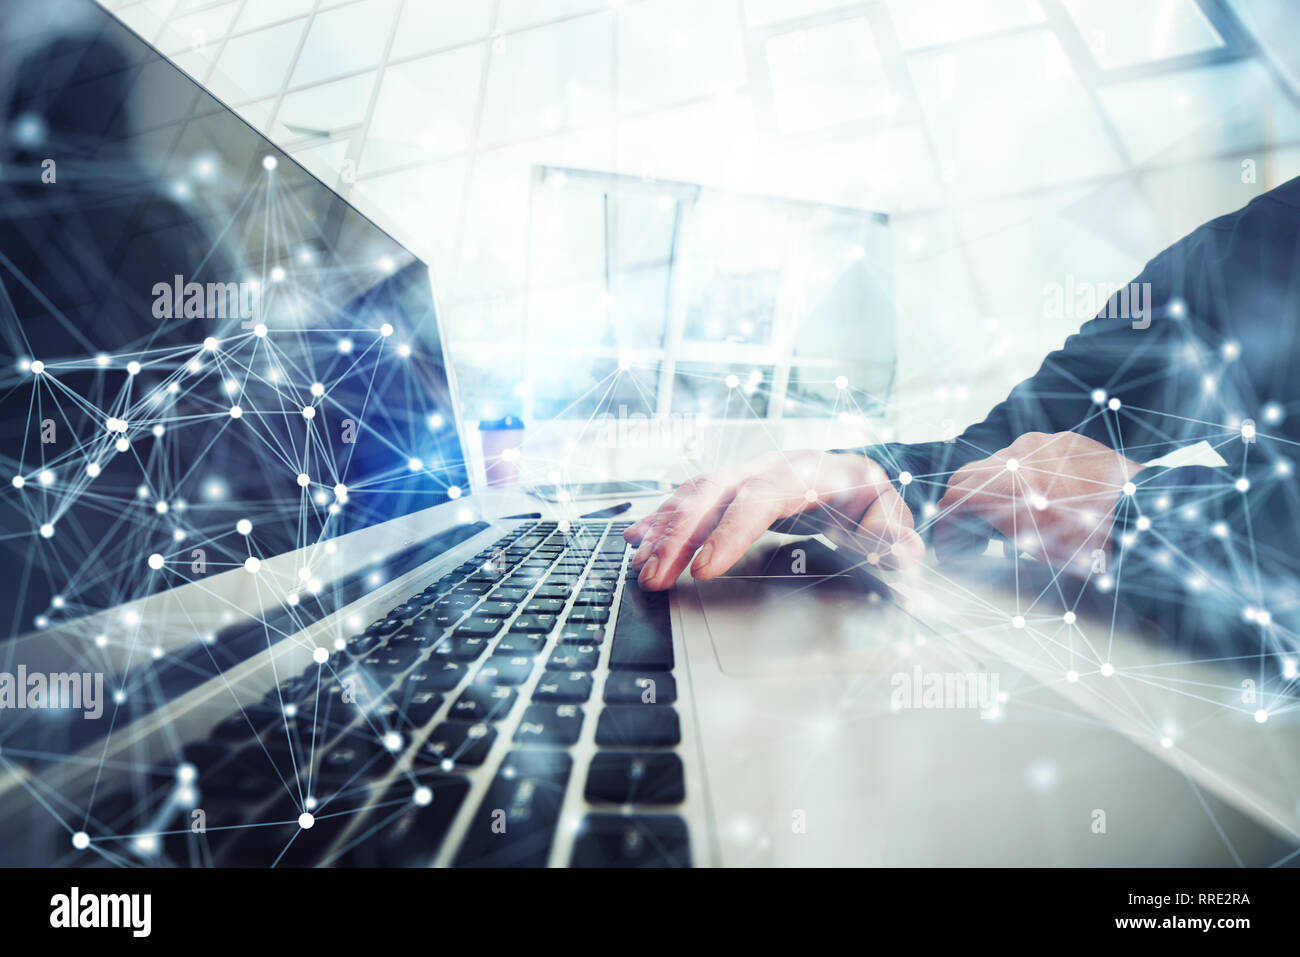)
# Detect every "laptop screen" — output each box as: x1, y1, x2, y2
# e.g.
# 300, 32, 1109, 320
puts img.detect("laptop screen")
0, 1, 471, 638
